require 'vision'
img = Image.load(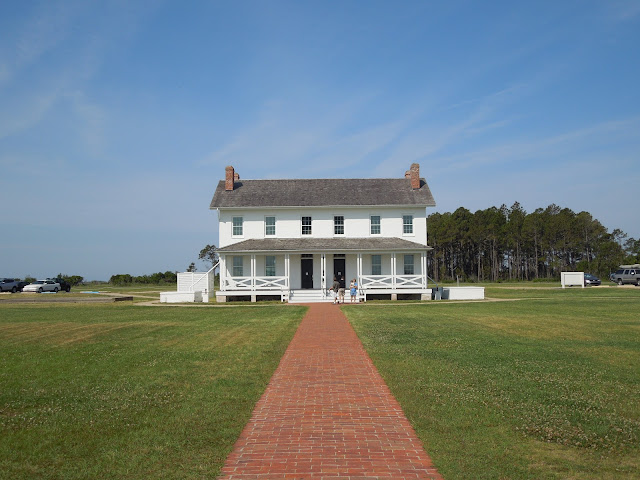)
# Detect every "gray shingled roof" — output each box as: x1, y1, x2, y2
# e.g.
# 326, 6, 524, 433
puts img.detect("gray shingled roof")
217, 237, 431, 253
210, 178, 435, 209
